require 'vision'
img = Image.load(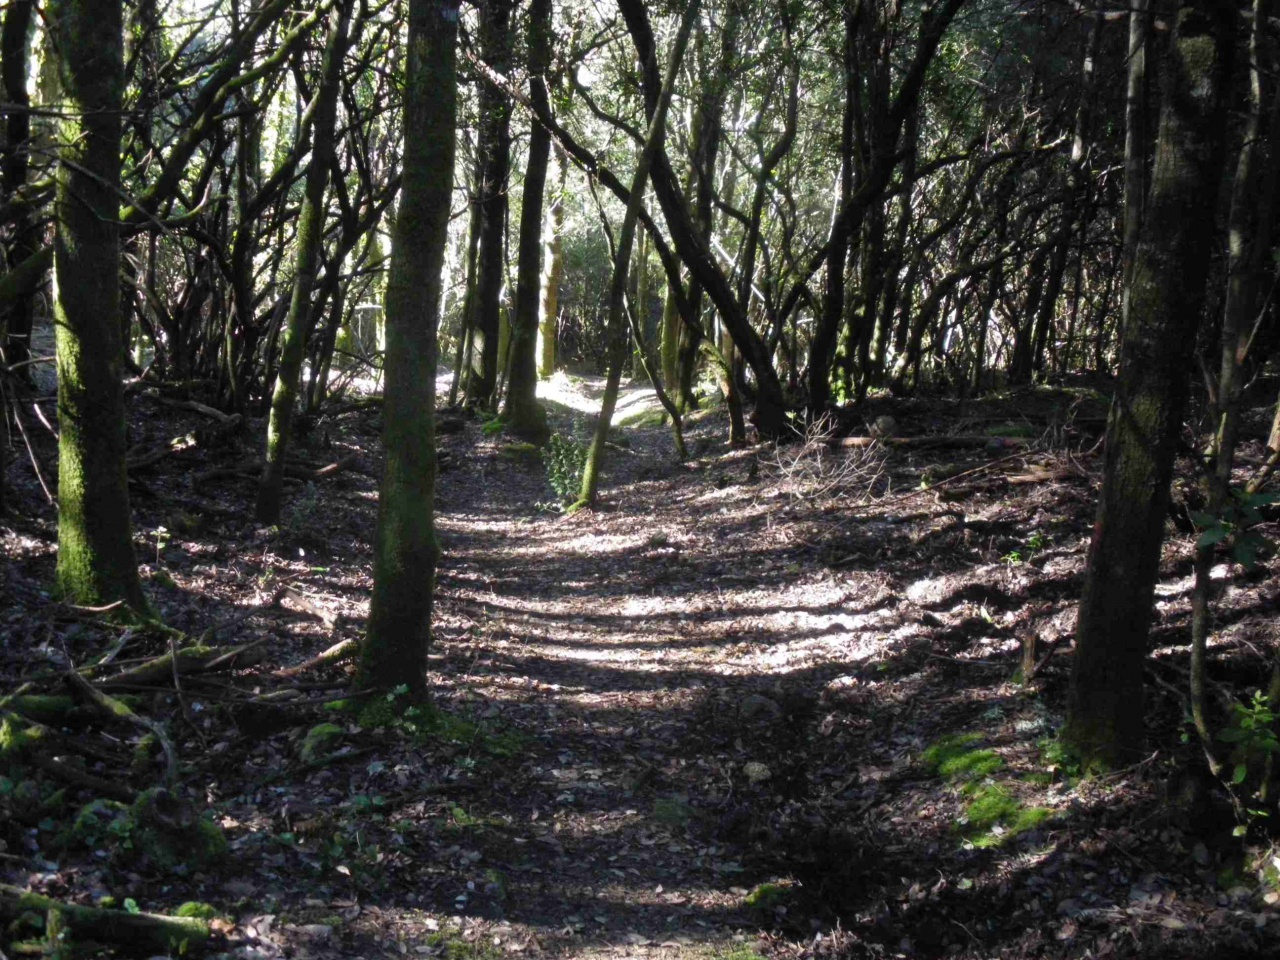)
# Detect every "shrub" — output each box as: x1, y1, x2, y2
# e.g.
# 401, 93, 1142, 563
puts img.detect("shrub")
543, 433, 587, 503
